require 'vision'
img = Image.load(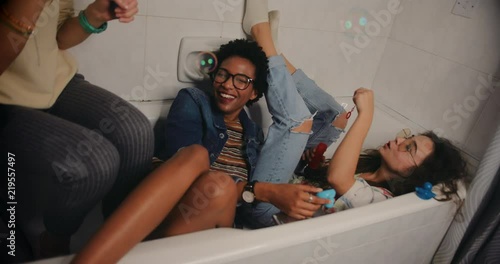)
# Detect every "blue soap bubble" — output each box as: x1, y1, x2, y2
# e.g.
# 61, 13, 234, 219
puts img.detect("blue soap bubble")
359, 17, 367, 26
